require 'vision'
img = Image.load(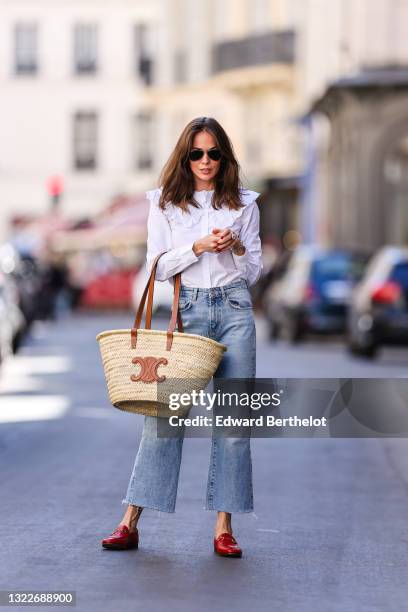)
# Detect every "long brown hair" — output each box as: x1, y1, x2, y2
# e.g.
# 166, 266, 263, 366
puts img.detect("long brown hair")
158, 117, 244, 213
